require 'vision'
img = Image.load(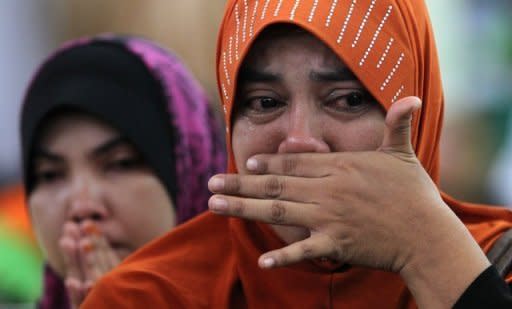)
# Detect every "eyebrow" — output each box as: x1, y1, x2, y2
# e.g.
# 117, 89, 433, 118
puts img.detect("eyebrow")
309, 68, 358, 82
90, 136, 130, 157
33, 136, 130, 164
238, 67, 358, 84
238, 67, 282, 83
33, 148, 63, 162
